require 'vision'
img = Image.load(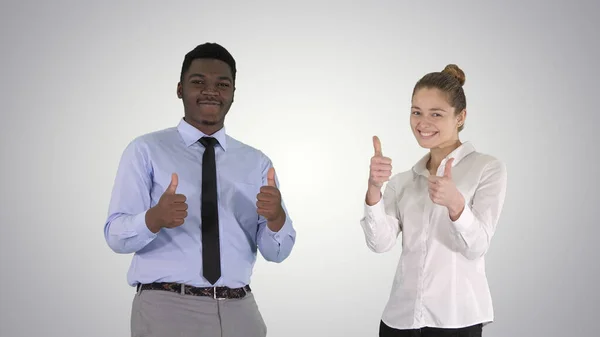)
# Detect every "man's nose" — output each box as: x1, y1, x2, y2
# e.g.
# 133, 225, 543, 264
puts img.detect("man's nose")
201, 84, 219, 95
